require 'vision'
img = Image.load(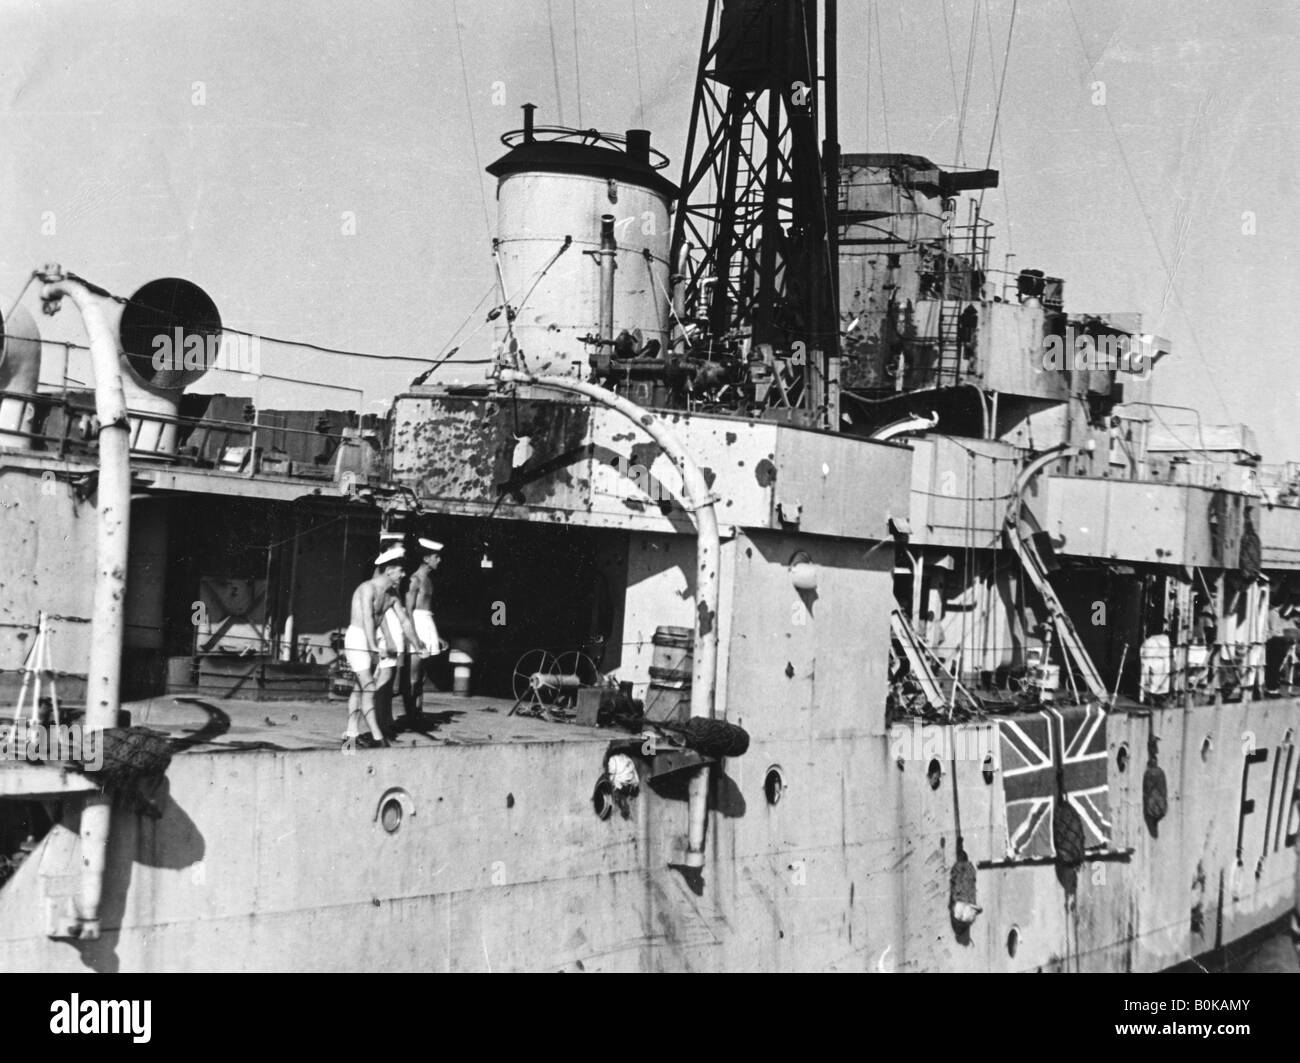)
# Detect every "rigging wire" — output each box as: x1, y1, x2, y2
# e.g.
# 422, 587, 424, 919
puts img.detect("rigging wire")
978, 0, 1018, 220
980, 0, 1016, 255
1138, 403, 1215, 462
43, 314, 433, 366
451, 0, 493, 239
630, 0, 646, 129
1062, 0, 1229, 419
872, 0, 892, 155
939, 0, 963, 120
510, 237, 573, 322
413, 283, 500, 383
864, 0, 871, 150
3, 273, 34, 323
954, 0, 981, 166
34, 275, 494, 372
546, 0, 566, 125
571, 0, 584, 127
